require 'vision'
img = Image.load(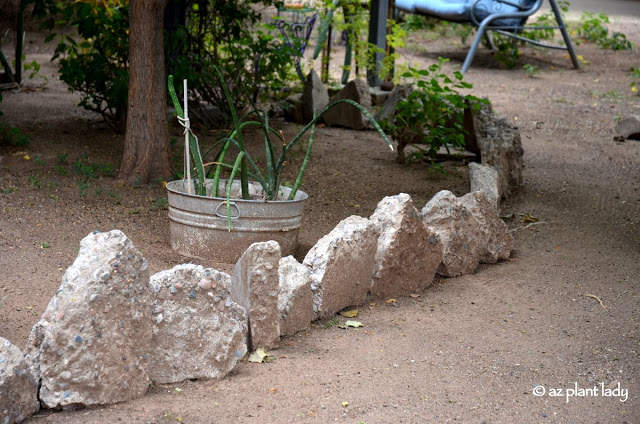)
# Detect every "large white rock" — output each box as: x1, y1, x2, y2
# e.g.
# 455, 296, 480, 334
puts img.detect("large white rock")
25, 230, 153, 408
231, 241, 281, 351
370, 194, 443, 298
278, 256, 314, 337
460, 192, 515, 263
0, 338, 39, 424
468, 162, 500, 210
421, 191, 484, 277
304, 216, 377, 320
148, 264, 247, 384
